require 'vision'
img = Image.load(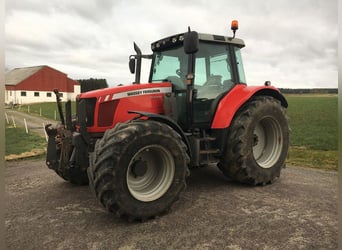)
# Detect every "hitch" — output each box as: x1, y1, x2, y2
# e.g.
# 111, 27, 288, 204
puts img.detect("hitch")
46, 89, 75, 171
45, 91, 90, 185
